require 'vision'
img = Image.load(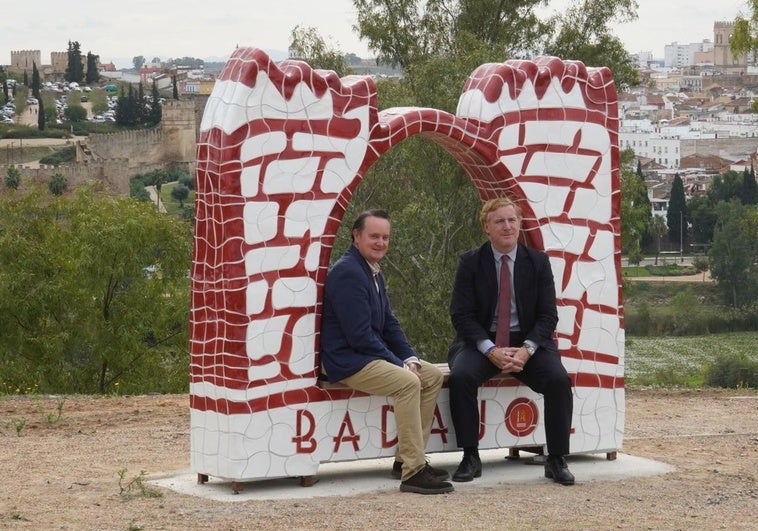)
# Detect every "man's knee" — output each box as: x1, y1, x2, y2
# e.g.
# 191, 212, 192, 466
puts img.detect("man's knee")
421, 363, 443, 389
447, 366, 478, 391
